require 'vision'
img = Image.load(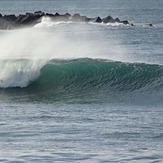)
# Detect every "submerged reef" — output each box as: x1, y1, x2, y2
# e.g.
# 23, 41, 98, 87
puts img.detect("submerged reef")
0, 11, 132, 29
